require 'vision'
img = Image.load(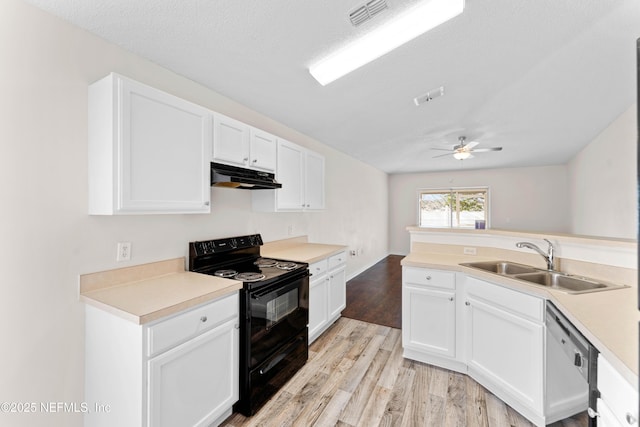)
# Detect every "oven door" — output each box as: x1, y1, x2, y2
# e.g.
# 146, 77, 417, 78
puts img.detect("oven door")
248, 272, 309, 368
